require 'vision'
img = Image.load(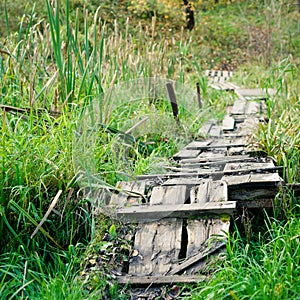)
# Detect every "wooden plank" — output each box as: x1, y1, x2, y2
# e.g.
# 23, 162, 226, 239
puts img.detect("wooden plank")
222, 115, 235, 131
208, 125, 222, 137
111, 202, 237, 222
208, 218, 230, 239
222, 172, 283, 188
173, 149, 201, 160
162, 177, 203, 186
223, 162, 275, 172
237, 117, 260, 135
179, 154, 255, 164
231, 100, 246, 115
110, 181, 146, 206
186, 219, 208, 257
235, 88, 276, 98
150, 185, 188, 205
191, 180, 227, 204
185, 140, 213, 149
245, 101, 261, 115
116, 275, 206, 285
186, 139, 246, 150
170, 241, 226, 275
199, 122, 213, 136
128, 219, 182, 275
